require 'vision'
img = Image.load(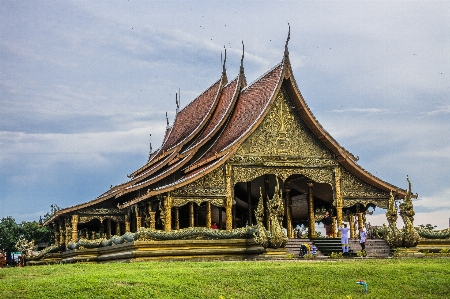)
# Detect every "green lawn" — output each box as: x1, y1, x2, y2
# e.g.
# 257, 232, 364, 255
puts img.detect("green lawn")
0, 259, 449, 299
